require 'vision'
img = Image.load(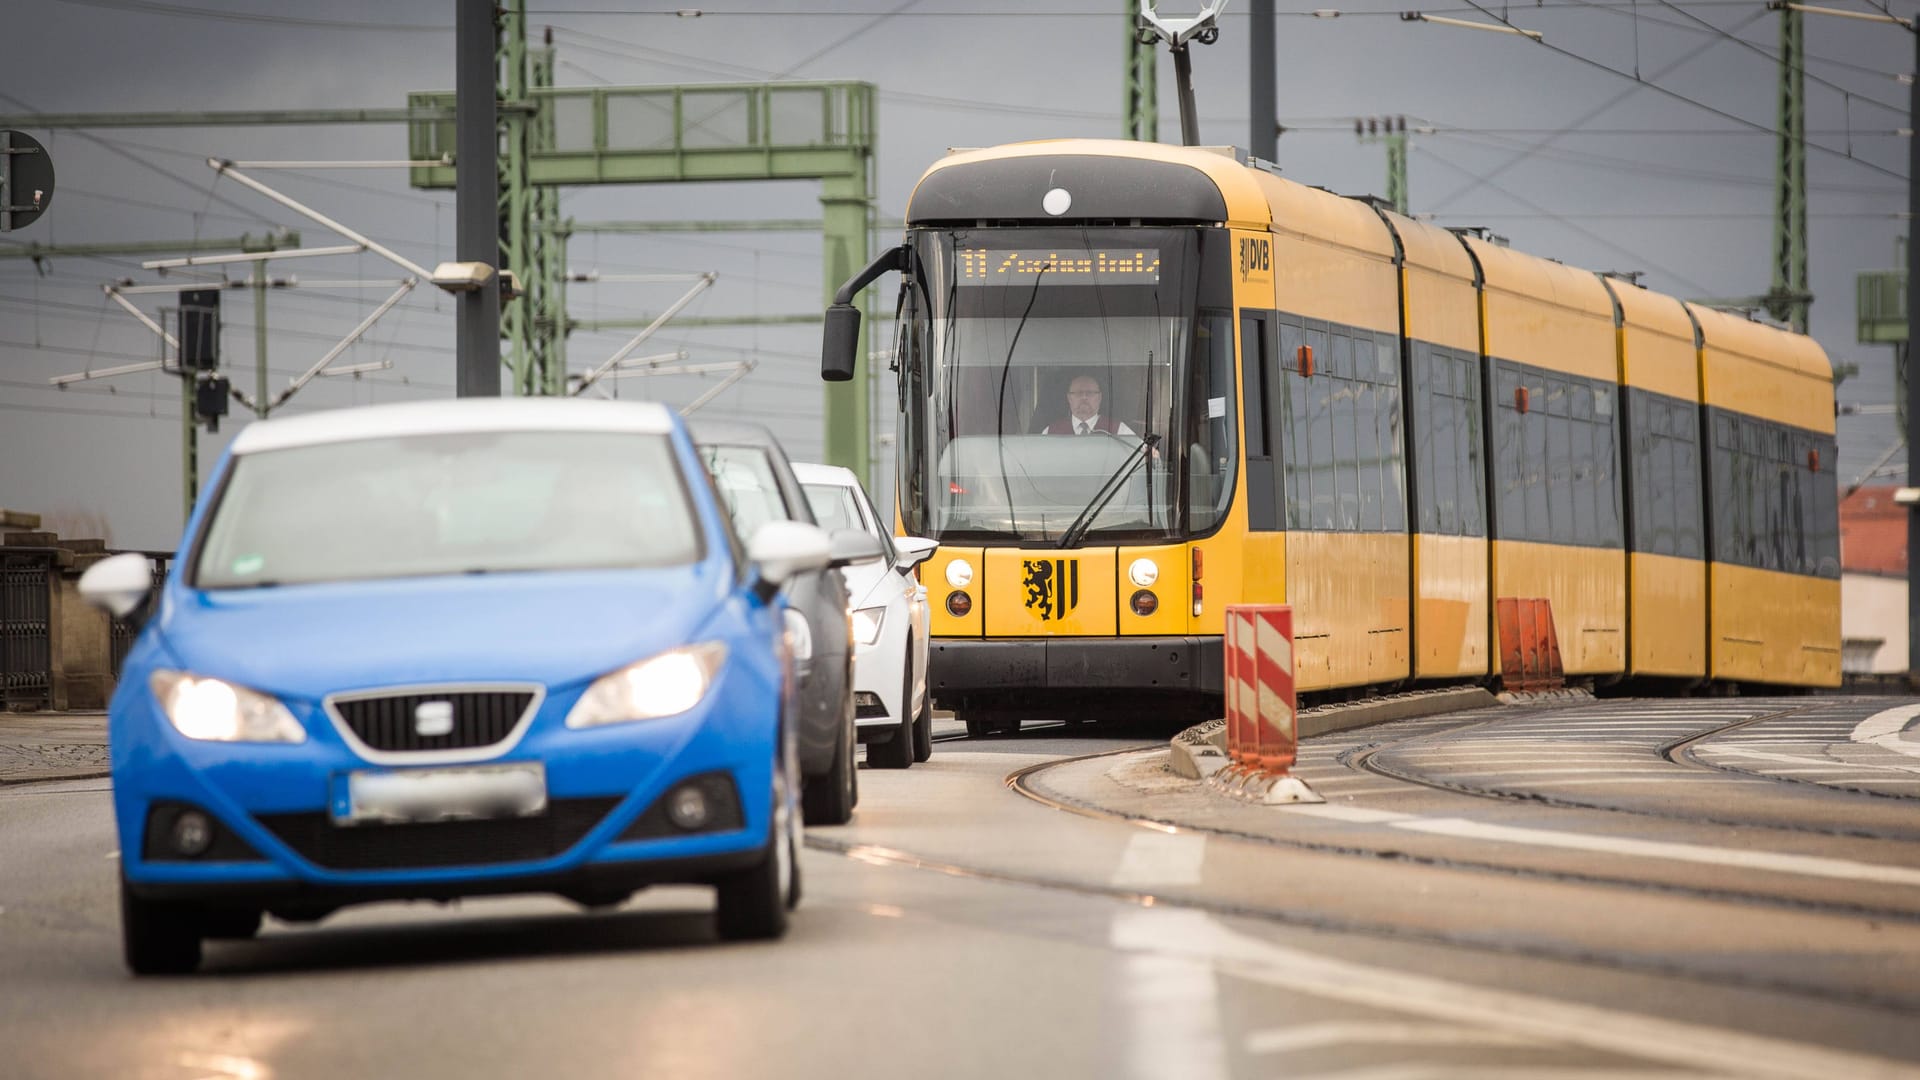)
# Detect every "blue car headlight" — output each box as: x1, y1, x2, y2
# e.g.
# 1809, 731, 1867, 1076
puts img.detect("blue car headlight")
565, 642, 729, 729
148, 670, 307, 744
